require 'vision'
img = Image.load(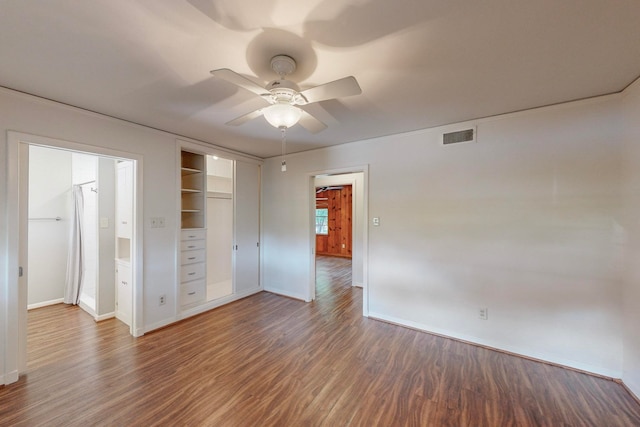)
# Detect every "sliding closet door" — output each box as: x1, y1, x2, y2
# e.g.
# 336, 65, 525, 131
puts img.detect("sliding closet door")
234, 161, 260, 294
